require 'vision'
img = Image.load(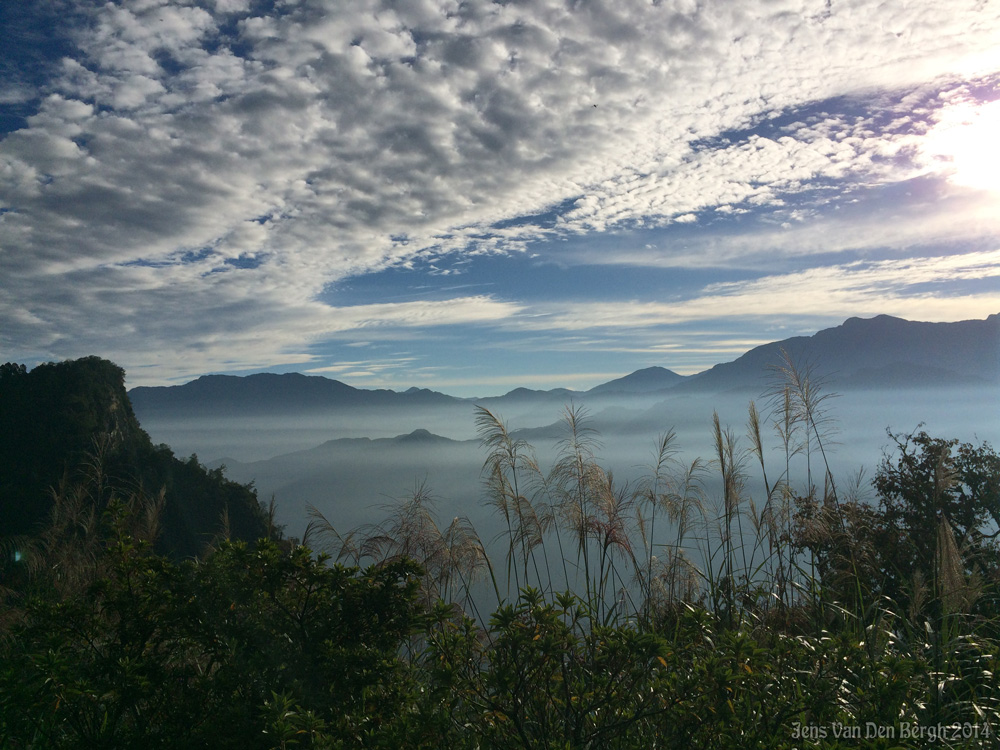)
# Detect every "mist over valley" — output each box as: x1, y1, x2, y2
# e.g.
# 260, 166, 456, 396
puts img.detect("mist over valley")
131, 315, 1000, 545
